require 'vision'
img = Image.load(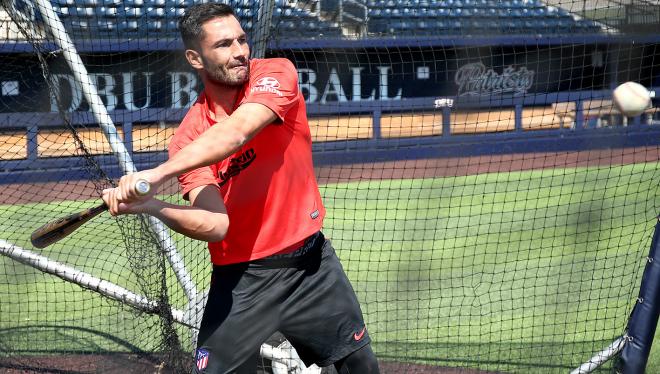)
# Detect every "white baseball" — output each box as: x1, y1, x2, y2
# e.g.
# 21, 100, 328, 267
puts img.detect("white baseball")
612, 82, 651, 117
